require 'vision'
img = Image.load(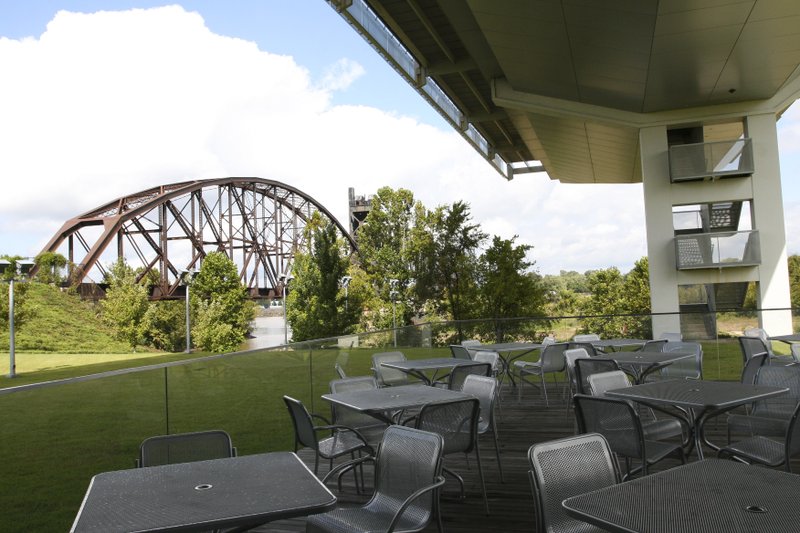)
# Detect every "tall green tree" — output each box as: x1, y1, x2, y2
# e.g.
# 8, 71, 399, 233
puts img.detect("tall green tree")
580, 257, 652, 338
0, 255, 35, 333
286, 218, 356, 341
34, 251, 68, 285
478, 236, 547, 342
789, 255, 800, 308
191, 252, 254, 352
101, 258, 150, 350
